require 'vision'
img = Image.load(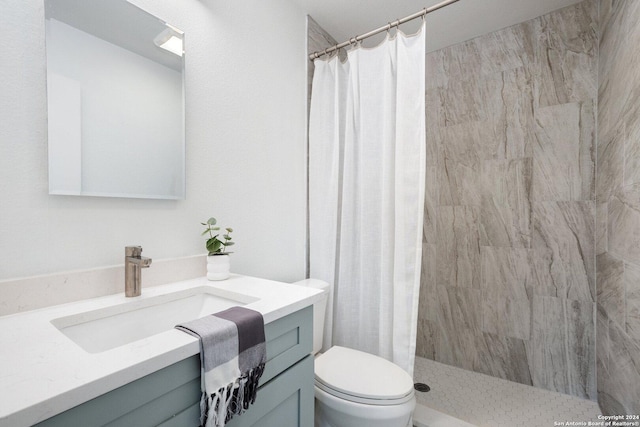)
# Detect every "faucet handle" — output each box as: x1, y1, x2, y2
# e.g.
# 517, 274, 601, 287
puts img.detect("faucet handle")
125, 246, 143, 257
